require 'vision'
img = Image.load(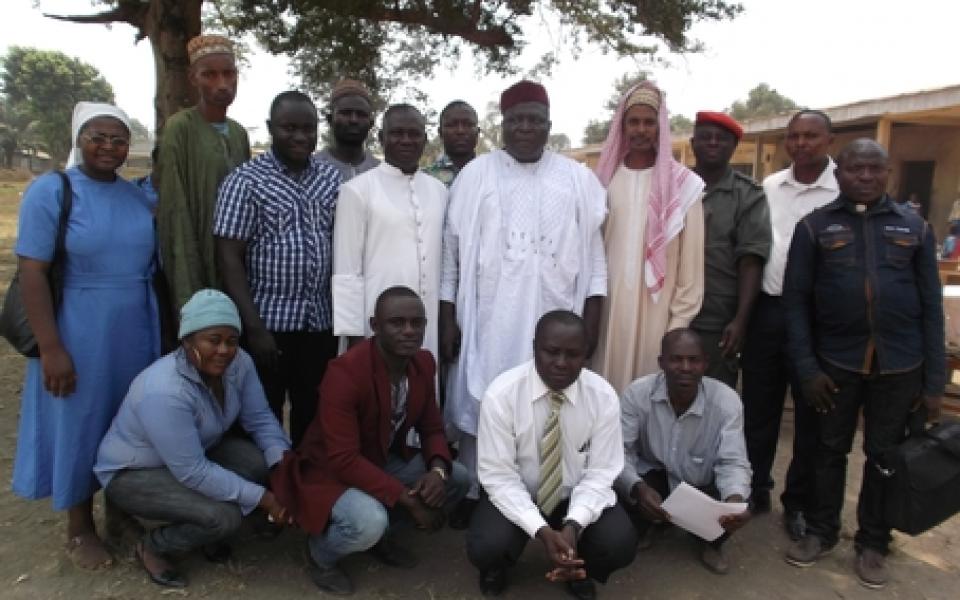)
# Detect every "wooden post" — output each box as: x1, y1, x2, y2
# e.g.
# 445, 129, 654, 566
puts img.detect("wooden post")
753, 136, 763, 180
876, 117, 893, 149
